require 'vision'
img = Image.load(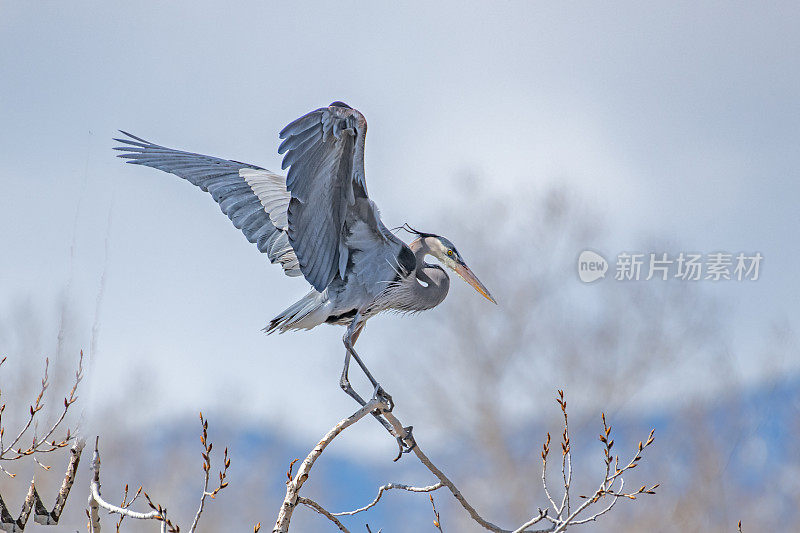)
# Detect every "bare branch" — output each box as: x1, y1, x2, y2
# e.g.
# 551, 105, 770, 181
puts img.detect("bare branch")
1, 352, 83, 469
567, 479, 624, 526
429, 494, 444, 533
273, 397, 388, 533
380, 410, 511, 532
333, 482, 443, 516
510, 509, 550, 533
541, 432, 557, 511
89, 438, 161, 523
274, 389, 657, 533
88, 414, 230, 533
298, 497, 350, 532
189, 412, 231, 532
0, 438, 84, 530
556, 391, 570, 519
